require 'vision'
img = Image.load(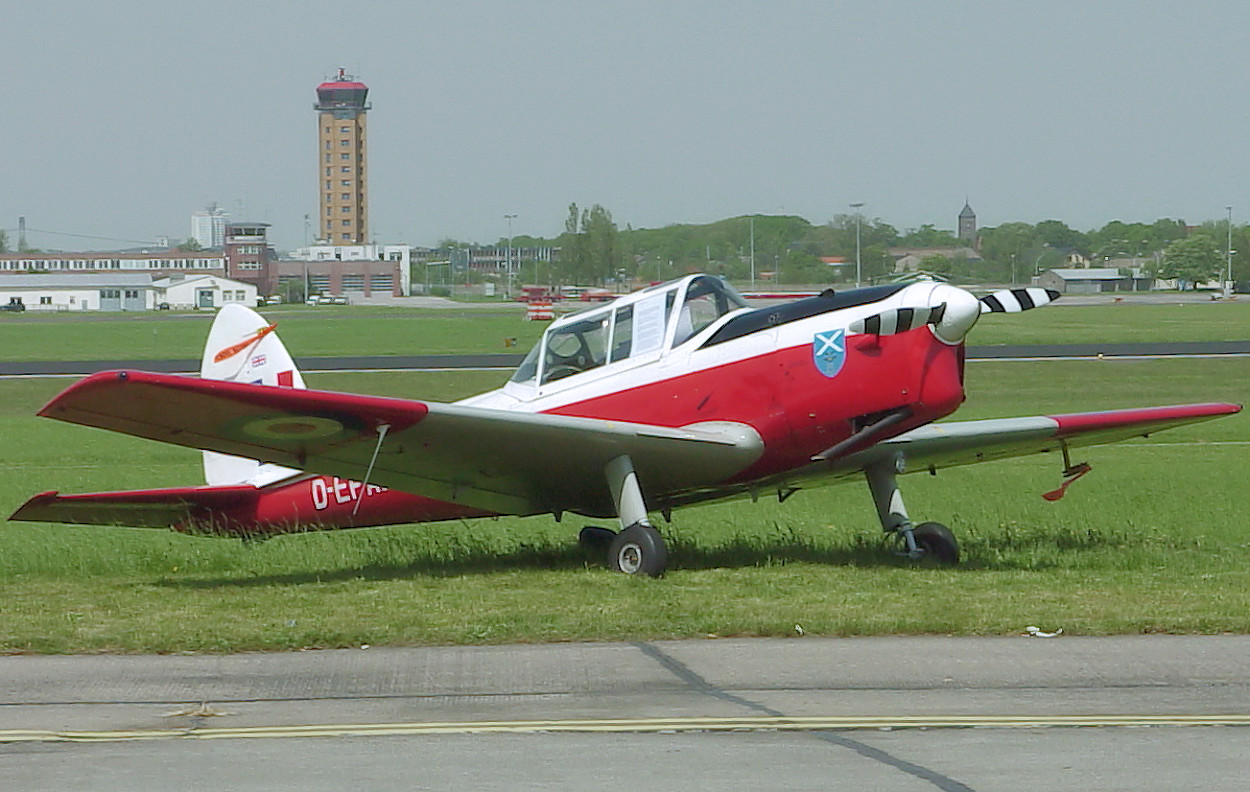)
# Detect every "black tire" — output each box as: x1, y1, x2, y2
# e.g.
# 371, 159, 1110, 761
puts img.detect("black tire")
912, 522, 959, 565
607, 523, 668, 577
578, 525, 616, 553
